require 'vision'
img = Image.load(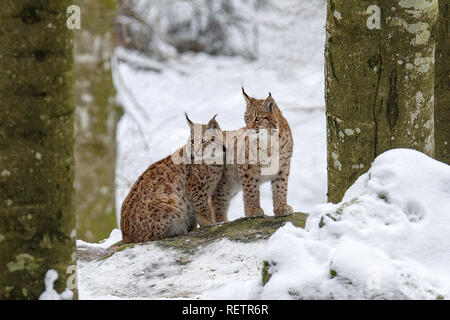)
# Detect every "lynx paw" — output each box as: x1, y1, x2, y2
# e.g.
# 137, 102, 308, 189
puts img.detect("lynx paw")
274, 205, 294, 217
196, 215, 215, 227
245, 207, 265, 217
